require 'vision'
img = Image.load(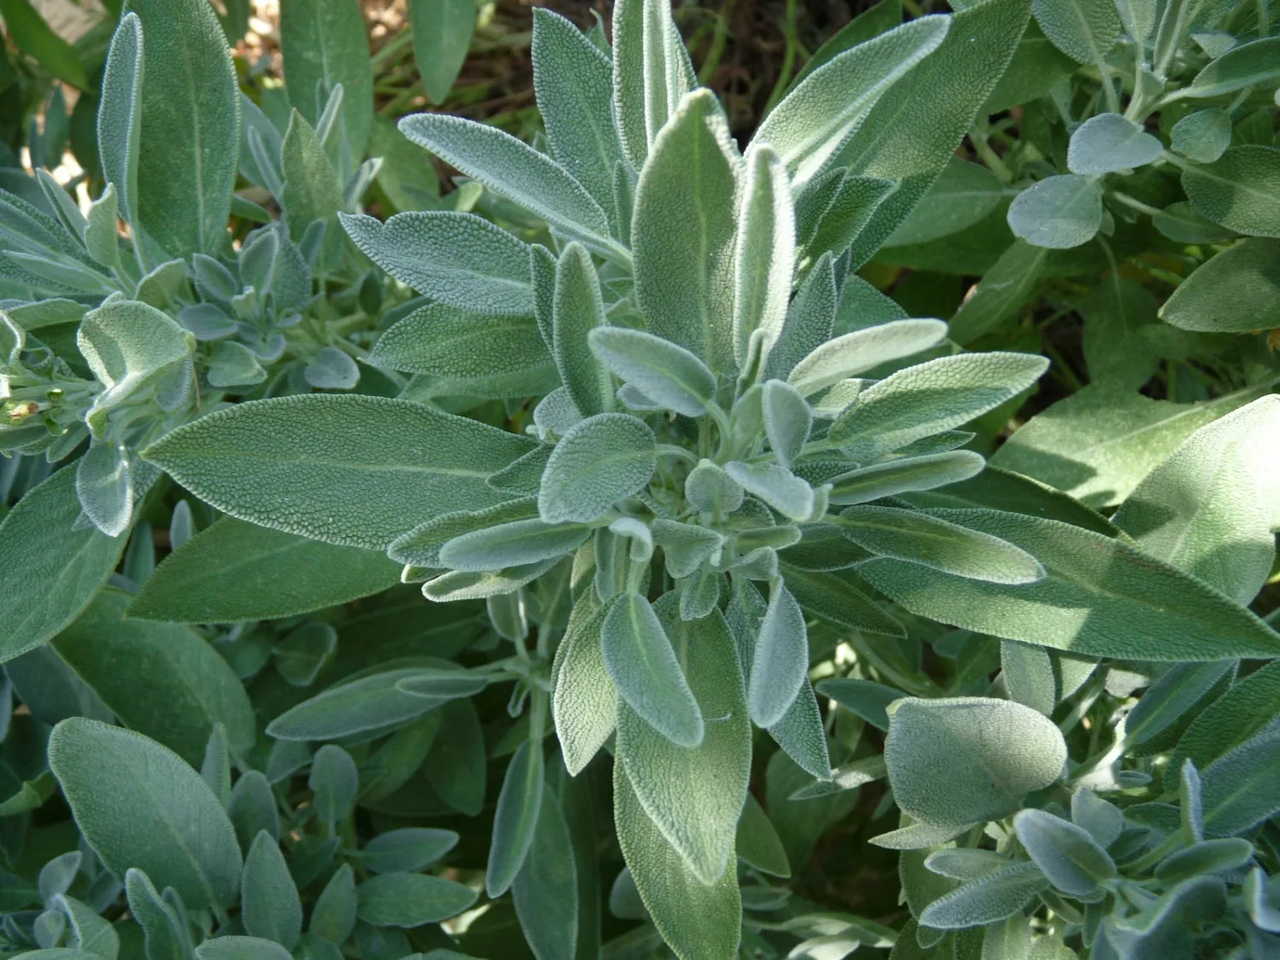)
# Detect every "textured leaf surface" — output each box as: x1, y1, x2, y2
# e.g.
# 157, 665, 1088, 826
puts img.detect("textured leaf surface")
410, 0, 473, 104
145, 395, 533, 549
356, 873, 478, 927
486, 739, 544, 897
1160, 238, 1280, 333
748, 582, 809, 729
918, 862, 1049, 929
1067, 113, 1162, 174
539, 414, 656, 524
553, 599, 616, 776
787, 319, 947, 397
733, 144, 795, 365
1182, 146, 1280, 238
589, 327, 717, 418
